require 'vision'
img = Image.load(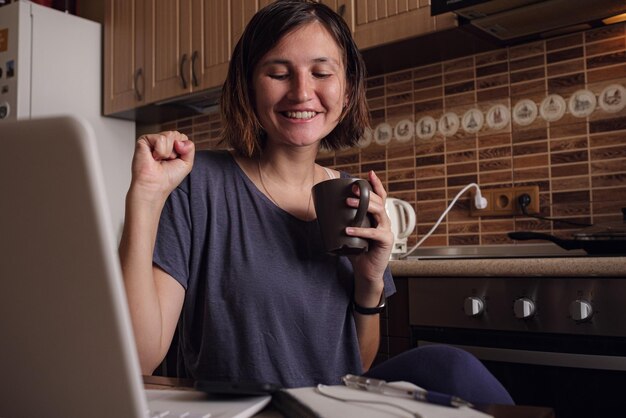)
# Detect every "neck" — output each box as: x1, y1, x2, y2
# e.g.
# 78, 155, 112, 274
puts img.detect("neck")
257, 158, 317, 221
258, 144, 318, 187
